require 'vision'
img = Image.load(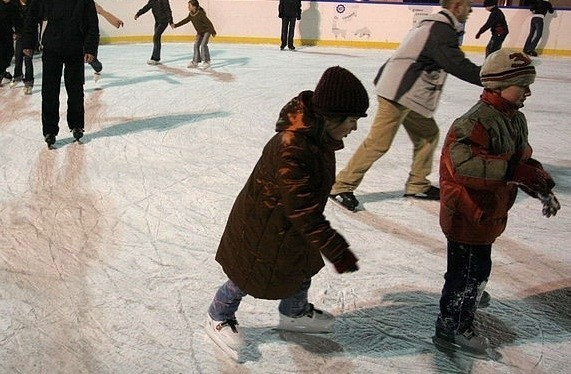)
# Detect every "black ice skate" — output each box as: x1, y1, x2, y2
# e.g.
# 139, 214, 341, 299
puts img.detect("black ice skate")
329, 192, 359, 211
45, 134, 56, 148
72, 128, 84, 141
